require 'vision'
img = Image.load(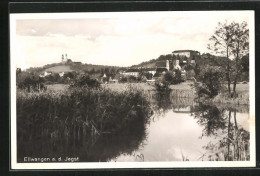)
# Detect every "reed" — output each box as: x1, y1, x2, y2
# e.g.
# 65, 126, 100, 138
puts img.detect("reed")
211, 91, 249, 105
17, 87, 152, 145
